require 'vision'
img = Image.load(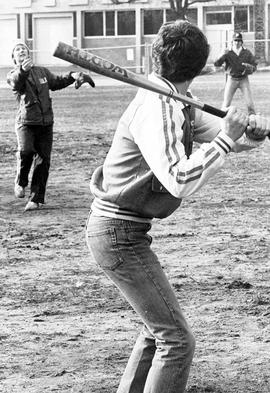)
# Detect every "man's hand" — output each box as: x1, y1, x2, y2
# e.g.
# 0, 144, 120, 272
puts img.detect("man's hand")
71, 72, 95, 89
246, 114, 270, 140
241, 62, 255, 75
21, 58, 33, 72
221, 106, 249, 142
